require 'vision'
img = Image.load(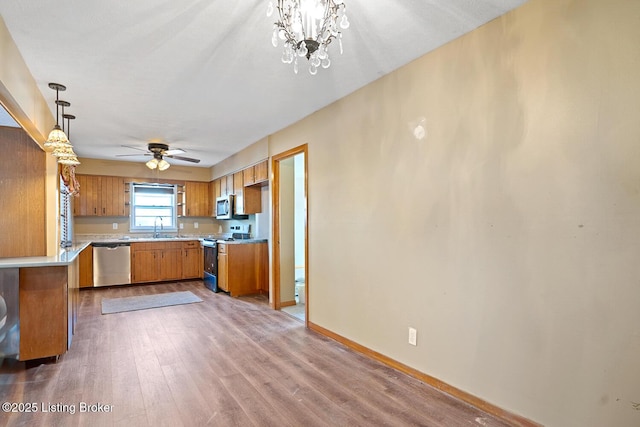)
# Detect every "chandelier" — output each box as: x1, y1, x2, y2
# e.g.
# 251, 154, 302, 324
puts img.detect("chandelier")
267, 0, 349, 75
